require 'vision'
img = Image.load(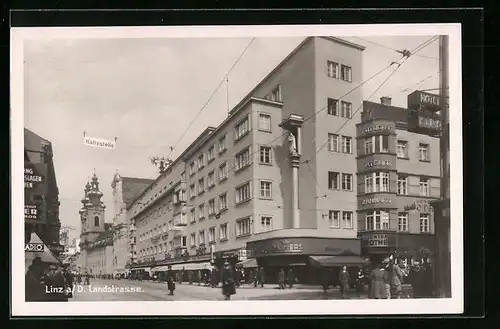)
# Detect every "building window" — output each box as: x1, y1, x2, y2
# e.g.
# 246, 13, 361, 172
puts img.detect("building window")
198, 178, 205, 194
208, 198, 216, 216
208, 171, 215, 188
207, 145, 215, 162
189, 184, 196, 199
365, 135, 390, 154
235, 182, 251, 204
327, 98, 339, 116
397, 140, 408, 158
328, 134, 339, 152
259, 146, 272, 164
341, 65, 352, 82
420, 214, 430, 233
219, 134, 227, 153
190, 233, 196, 247
397, 175, 408, 195
258, 113, 272, 132
329, 210, 340, 228
219, 192, 227, 211
199, 230, 205, 245
189, 208, 196, 223
234, 116, 250, 141
364, 137, 373, 155
365, 174, 373, 193
259, 180, 272, 199
328, 171, 340, 190
236, 217, 251, 236
342, 211, 353, 229
366, 172, 390, 193
260, 216, 273, 232
271, 85, 282, 102
327, 61, 339, 79
341, 136, 352, 154
341, 101, 352, 118
219, 224, 228, 240
419, 143, 430, 161
94, 216, 99, 227
198, 153, 206, 170
198, 204, 205, 220
342, 173, 353, 191
235, 147, 251, 171
208, 227, 216, 243
420, 178, 429, 196
189, 161, 196, 176
219, 162, 228, 181
181, 236, 187, 248
398, 213, 408, 231
366, 210, 390, 231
